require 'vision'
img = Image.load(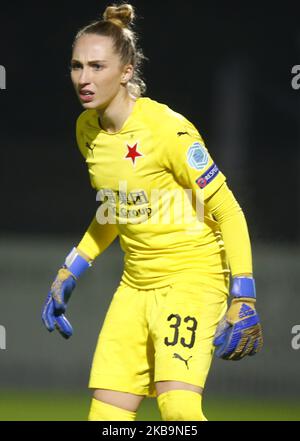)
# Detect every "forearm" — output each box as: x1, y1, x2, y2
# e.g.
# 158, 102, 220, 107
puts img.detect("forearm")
77, 216, 119, 261
210, 186, 263, 360
206, 182, 253, 277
